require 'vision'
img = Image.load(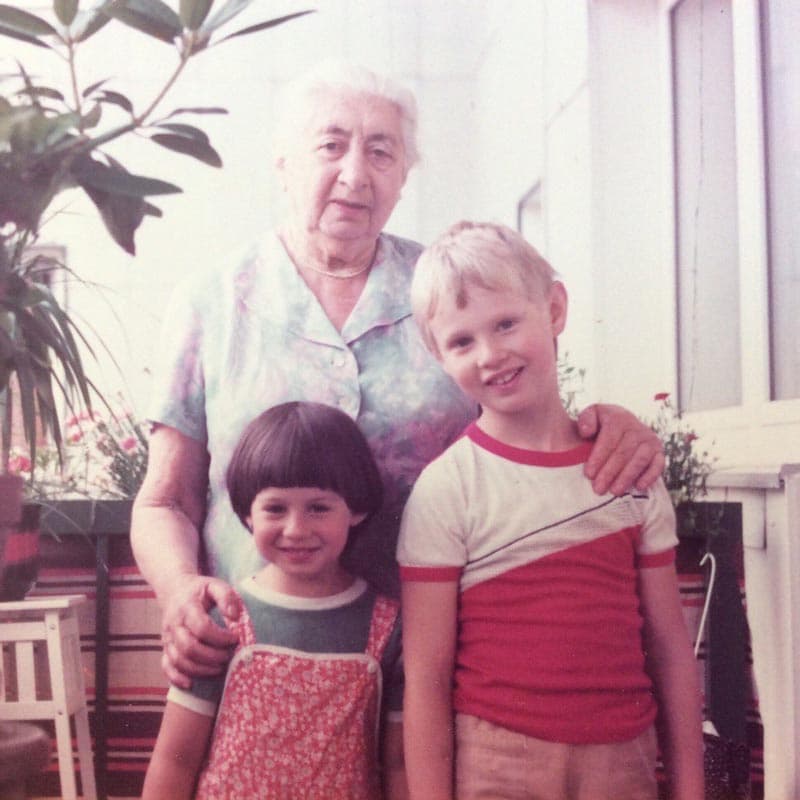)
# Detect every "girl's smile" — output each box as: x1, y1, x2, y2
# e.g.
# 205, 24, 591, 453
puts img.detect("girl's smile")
247, 486, 366, 597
